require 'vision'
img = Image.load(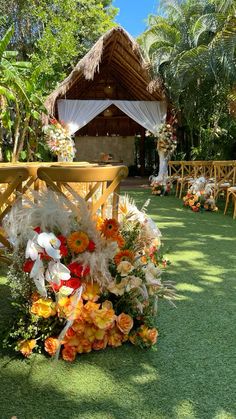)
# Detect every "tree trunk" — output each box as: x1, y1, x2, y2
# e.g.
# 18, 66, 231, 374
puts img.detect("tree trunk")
12, 103, 21, 163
